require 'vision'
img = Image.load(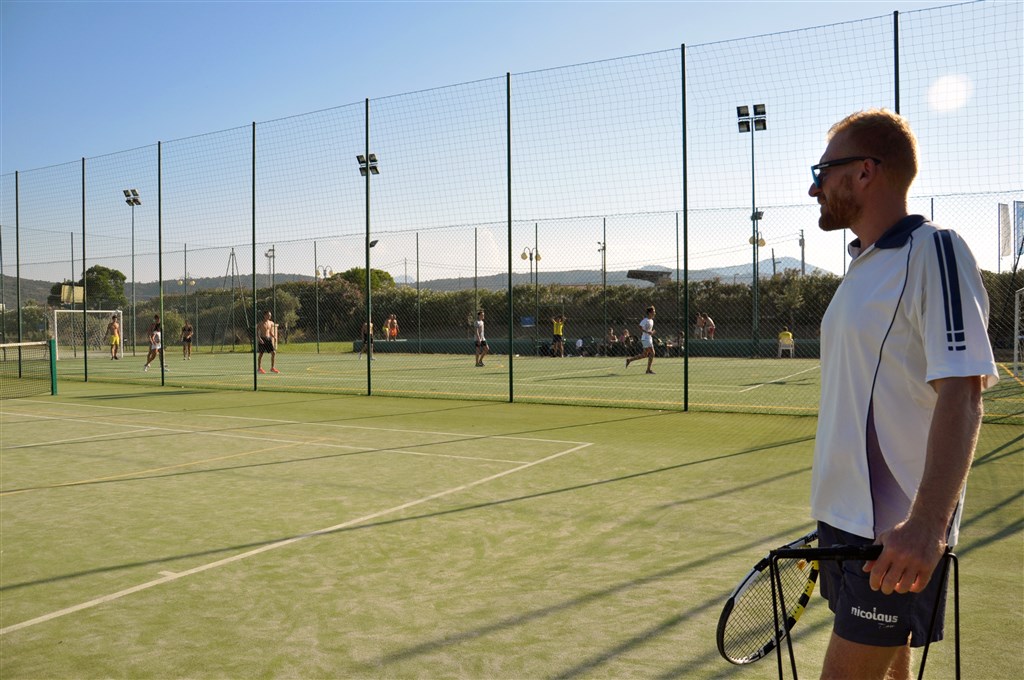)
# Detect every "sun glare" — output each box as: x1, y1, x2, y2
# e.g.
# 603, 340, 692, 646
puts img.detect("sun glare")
927, 74, 973, 112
